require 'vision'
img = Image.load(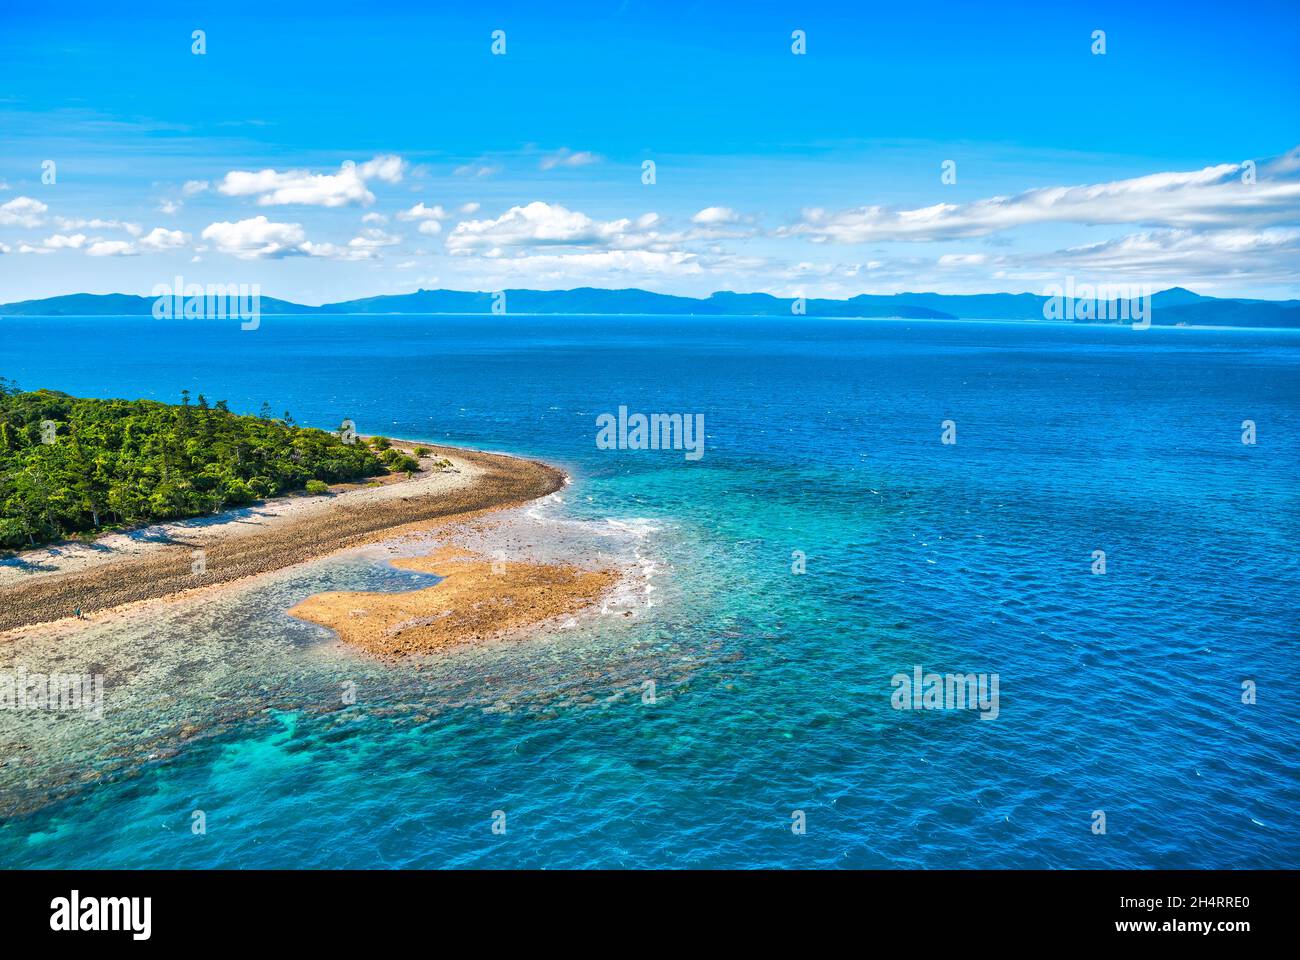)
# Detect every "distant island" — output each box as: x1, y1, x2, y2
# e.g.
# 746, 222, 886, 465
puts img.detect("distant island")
2, 286, 1298, 328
